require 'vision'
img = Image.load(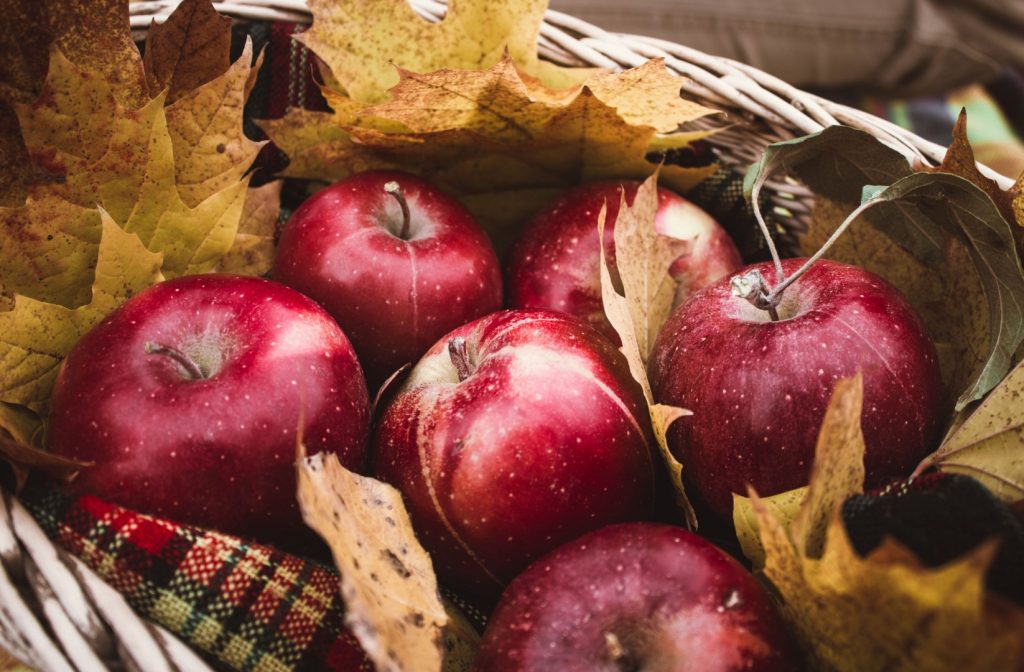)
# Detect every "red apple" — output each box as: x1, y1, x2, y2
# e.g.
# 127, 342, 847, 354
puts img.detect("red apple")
474, 522, 801, 672
48, 274, 371, 548
273, 170, 503, 389
650, 258, 942, 523
373, 309, 658, 598
507, 180, 742, 342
